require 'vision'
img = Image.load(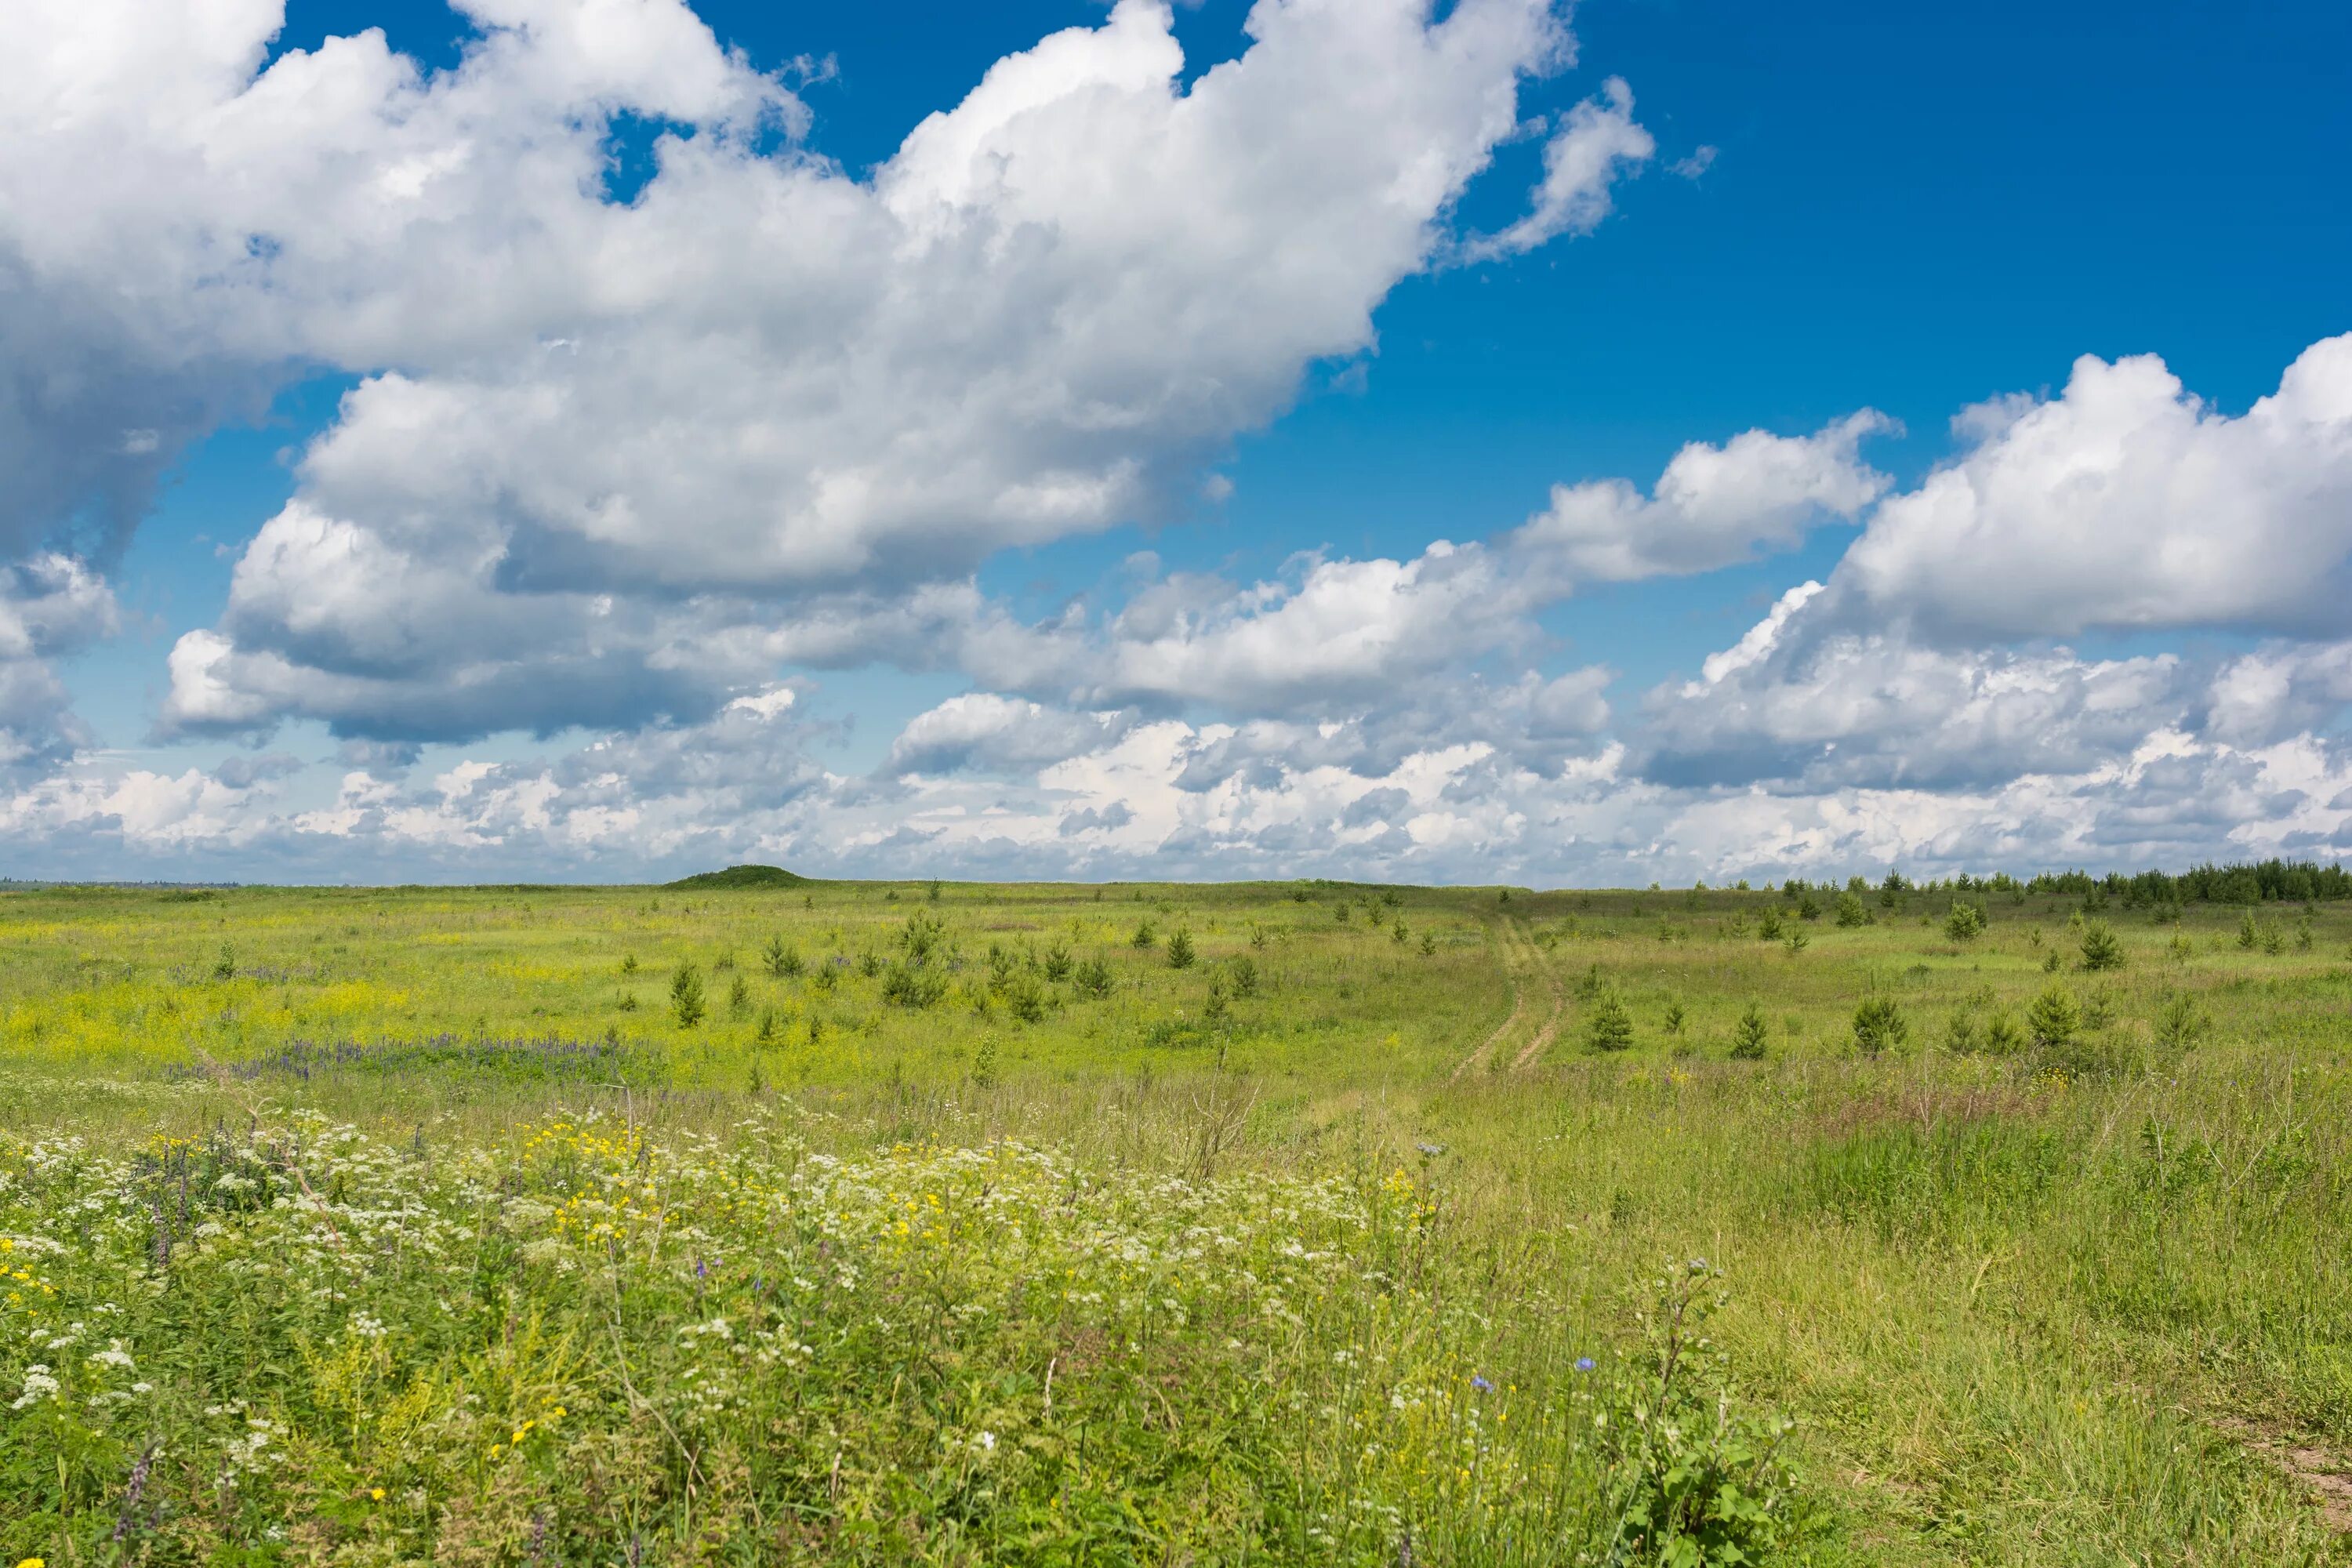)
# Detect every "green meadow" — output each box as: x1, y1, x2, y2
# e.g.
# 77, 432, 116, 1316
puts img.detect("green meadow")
3, 870, 2349, 1564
